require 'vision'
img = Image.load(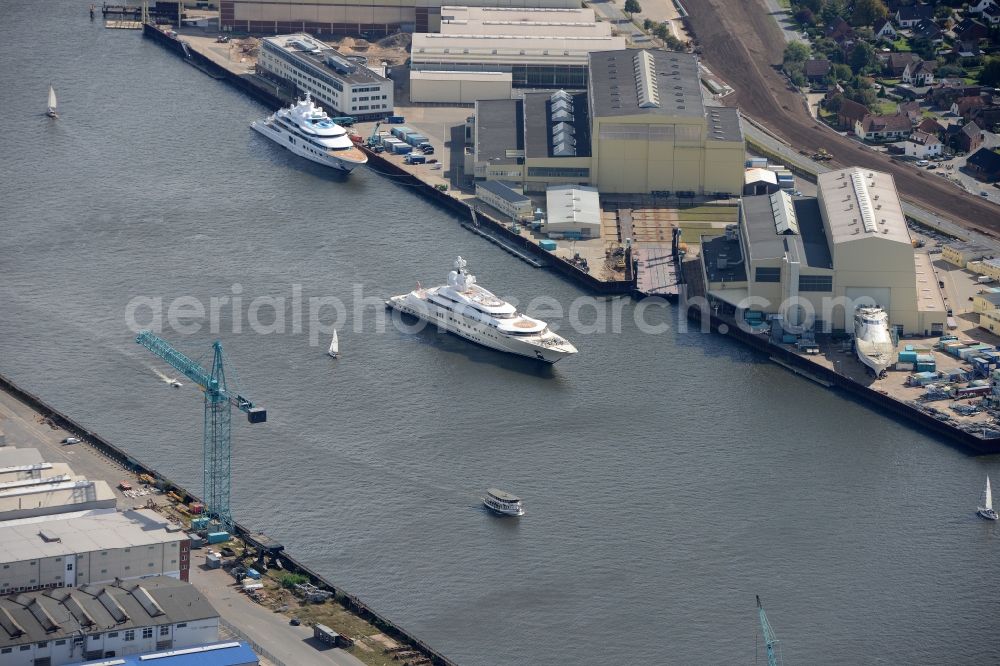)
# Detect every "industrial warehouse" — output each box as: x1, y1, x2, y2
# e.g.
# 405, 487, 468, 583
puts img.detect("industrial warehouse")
466, 49, 744, 196
701, 167, 947, 336
220, 0, 579, 36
